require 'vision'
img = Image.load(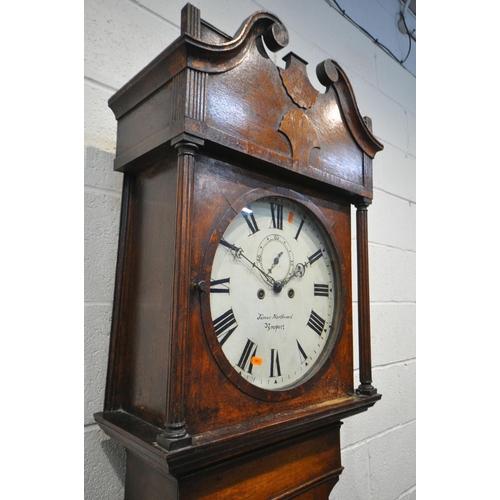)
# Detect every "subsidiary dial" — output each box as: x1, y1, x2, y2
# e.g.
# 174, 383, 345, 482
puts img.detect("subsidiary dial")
256, 234, 294, 287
